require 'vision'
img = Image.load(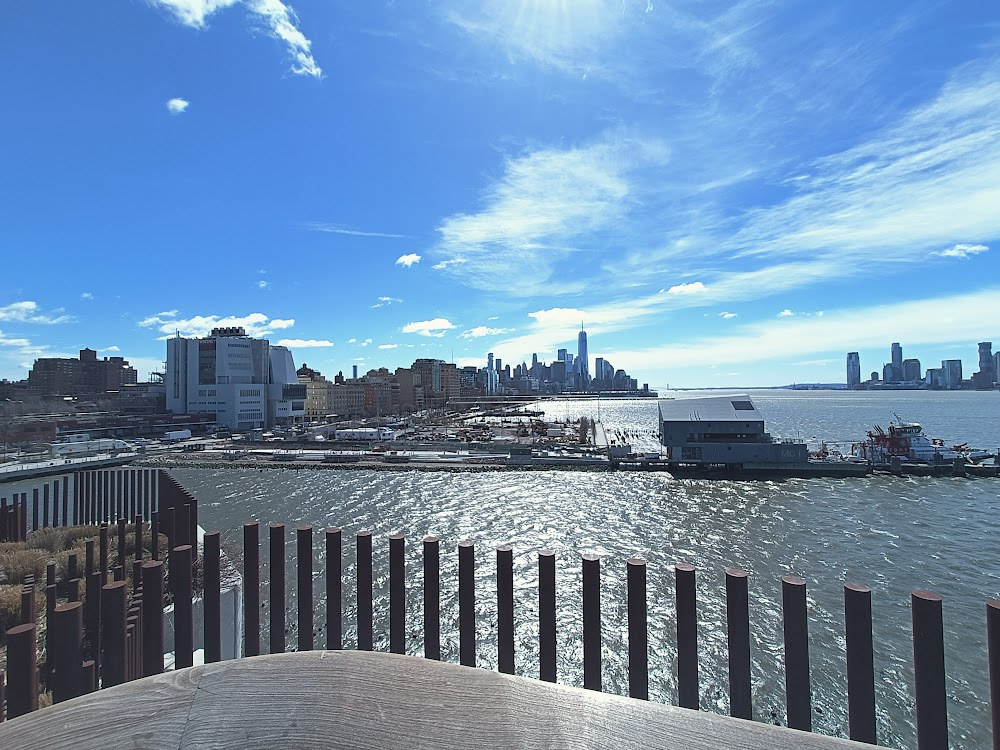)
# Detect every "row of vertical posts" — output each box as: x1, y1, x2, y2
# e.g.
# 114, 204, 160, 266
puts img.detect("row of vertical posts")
234, 523, 1000, 750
